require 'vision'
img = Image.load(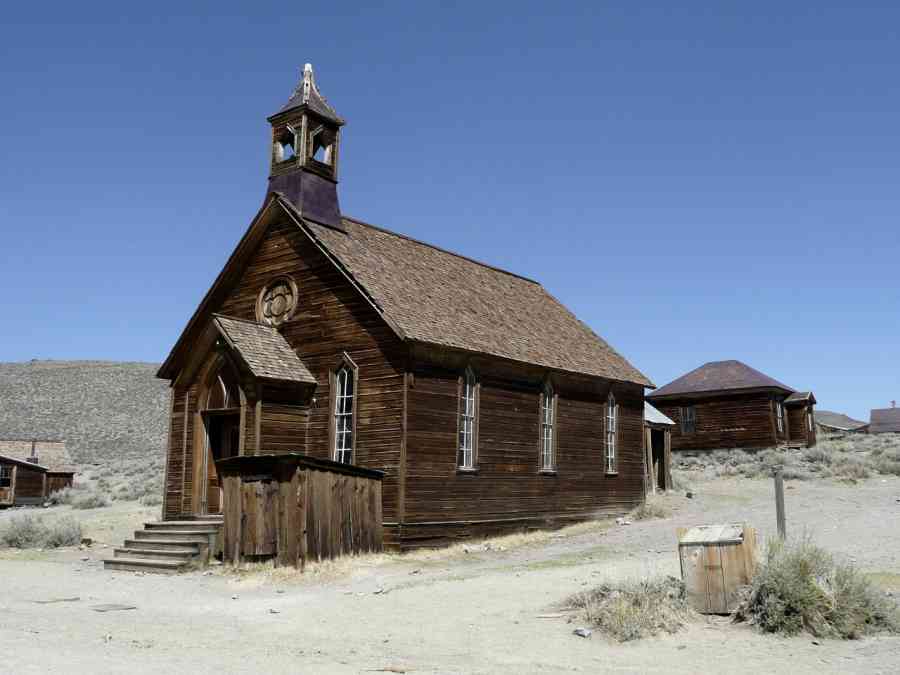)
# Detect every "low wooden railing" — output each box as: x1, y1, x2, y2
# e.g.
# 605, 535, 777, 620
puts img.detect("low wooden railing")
216, 453, 383, 569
